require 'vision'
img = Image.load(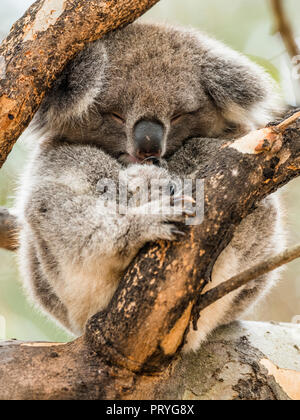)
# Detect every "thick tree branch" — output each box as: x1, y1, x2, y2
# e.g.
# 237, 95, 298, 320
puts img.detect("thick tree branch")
0, 0, 160, 169
2, 321, 300, 400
